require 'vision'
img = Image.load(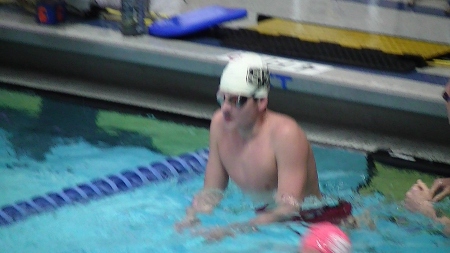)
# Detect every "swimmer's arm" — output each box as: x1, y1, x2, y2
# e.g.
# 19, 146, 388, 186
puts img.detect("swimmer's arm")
194, 112, 229, 213
249, 119, 311, 225
178, 113, 228, 226
176, 188, 224, 232
249, 205, 299, 226
187, 189, 224, 216
195, 200, 299, 242
202, 113, 229, 193
205, 200, 299, 240
184, 155, 227, 219
177, 177, 226, 230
